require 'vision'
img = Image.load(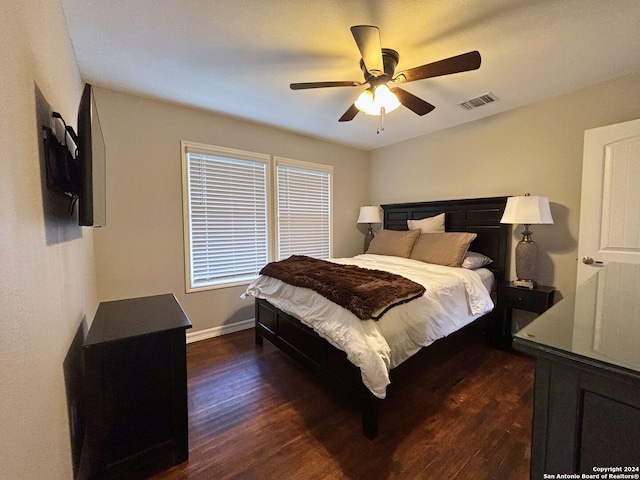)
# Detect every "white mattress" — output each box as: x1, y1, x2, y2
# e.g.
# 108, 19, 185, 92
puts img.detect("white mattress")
245, 254, 494, 399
